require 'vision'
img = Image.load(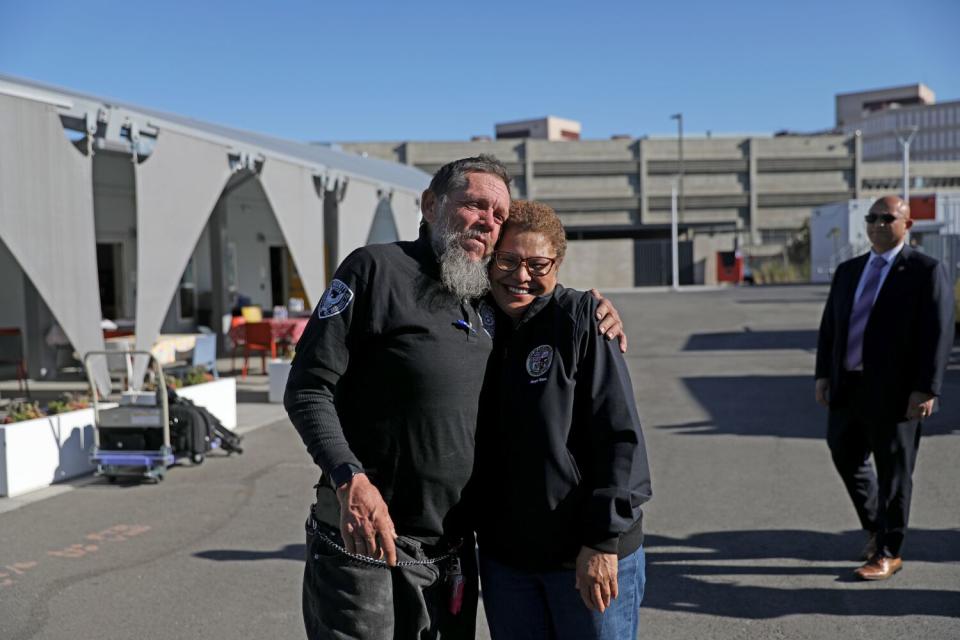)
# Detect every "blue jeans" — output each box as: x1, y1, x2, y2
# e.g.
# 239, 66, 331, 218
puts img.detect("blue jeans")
479, 547, 645, 640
